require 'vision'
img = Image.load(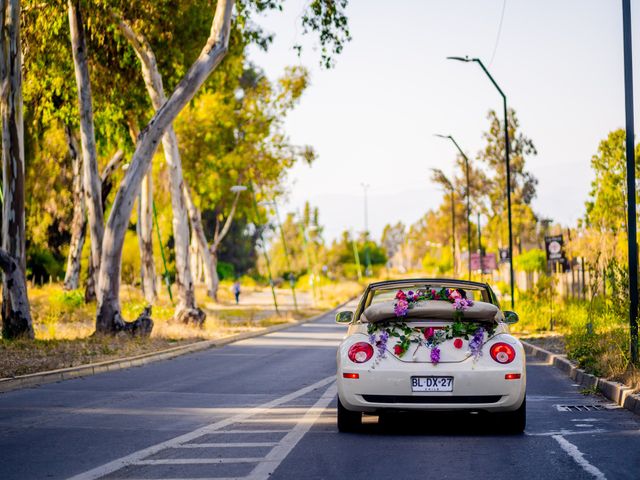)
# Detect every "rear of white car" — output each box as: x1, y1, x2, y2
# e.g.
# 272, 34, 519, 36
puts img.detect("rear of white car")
335, 279, 526, 433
